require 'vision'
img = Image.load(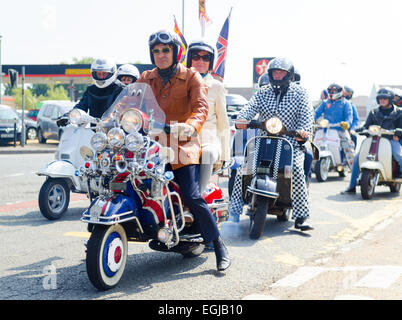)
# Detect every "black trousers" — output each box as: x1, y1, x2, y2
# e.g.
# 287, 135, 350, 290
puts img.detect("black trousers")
167, 164, 220, 244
